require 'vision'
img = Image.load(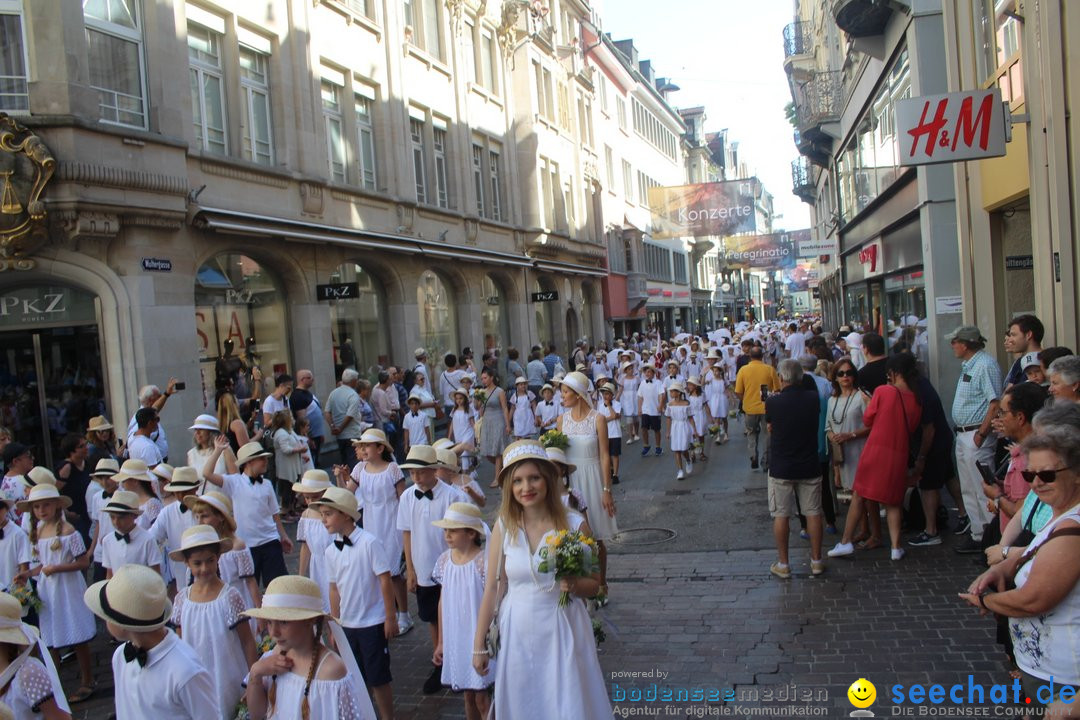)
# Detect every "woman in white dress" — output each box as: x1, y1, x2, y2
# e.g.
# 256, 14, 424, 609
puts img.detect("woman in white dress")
472, 440, 613, 720
244, 576, 376, 720
292, 470, 333, 613
557, 372, 616, 598
0, 591, 71, 720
